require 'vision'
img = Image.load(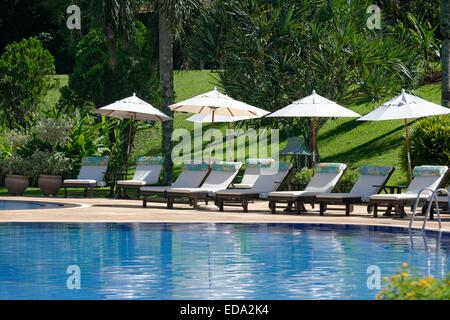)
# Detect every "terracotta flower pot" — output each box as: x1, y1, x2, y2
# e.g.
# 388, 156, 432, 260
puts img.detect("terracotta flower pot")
38, 174, 62, 196
5, 174, 30, 195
